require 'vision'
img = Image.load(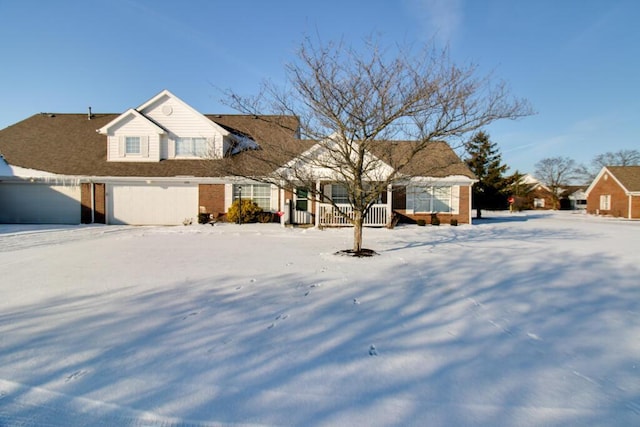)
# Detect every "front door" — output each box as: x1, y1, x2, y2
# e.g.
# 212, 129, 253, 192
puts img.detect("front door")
292, 187, 313, 224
